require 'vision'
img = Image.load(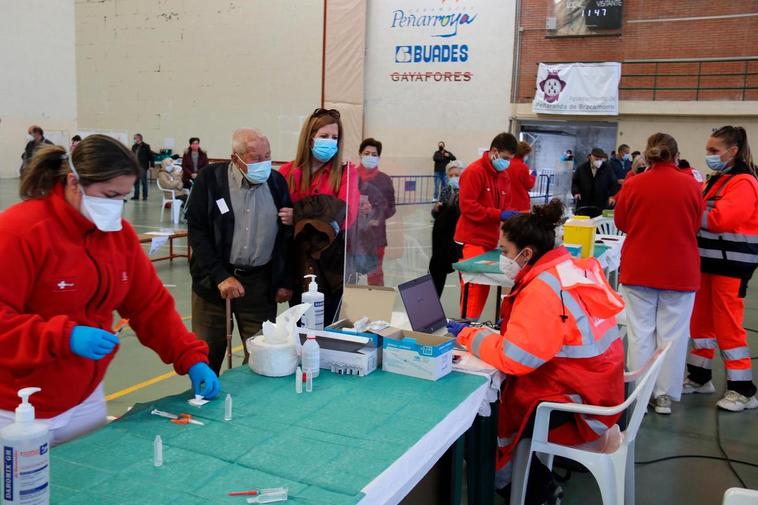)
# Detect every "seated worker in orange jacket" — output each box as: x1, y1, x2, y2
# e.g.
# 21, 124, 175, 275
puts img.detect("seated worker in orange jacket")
449, 199, 625, 503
